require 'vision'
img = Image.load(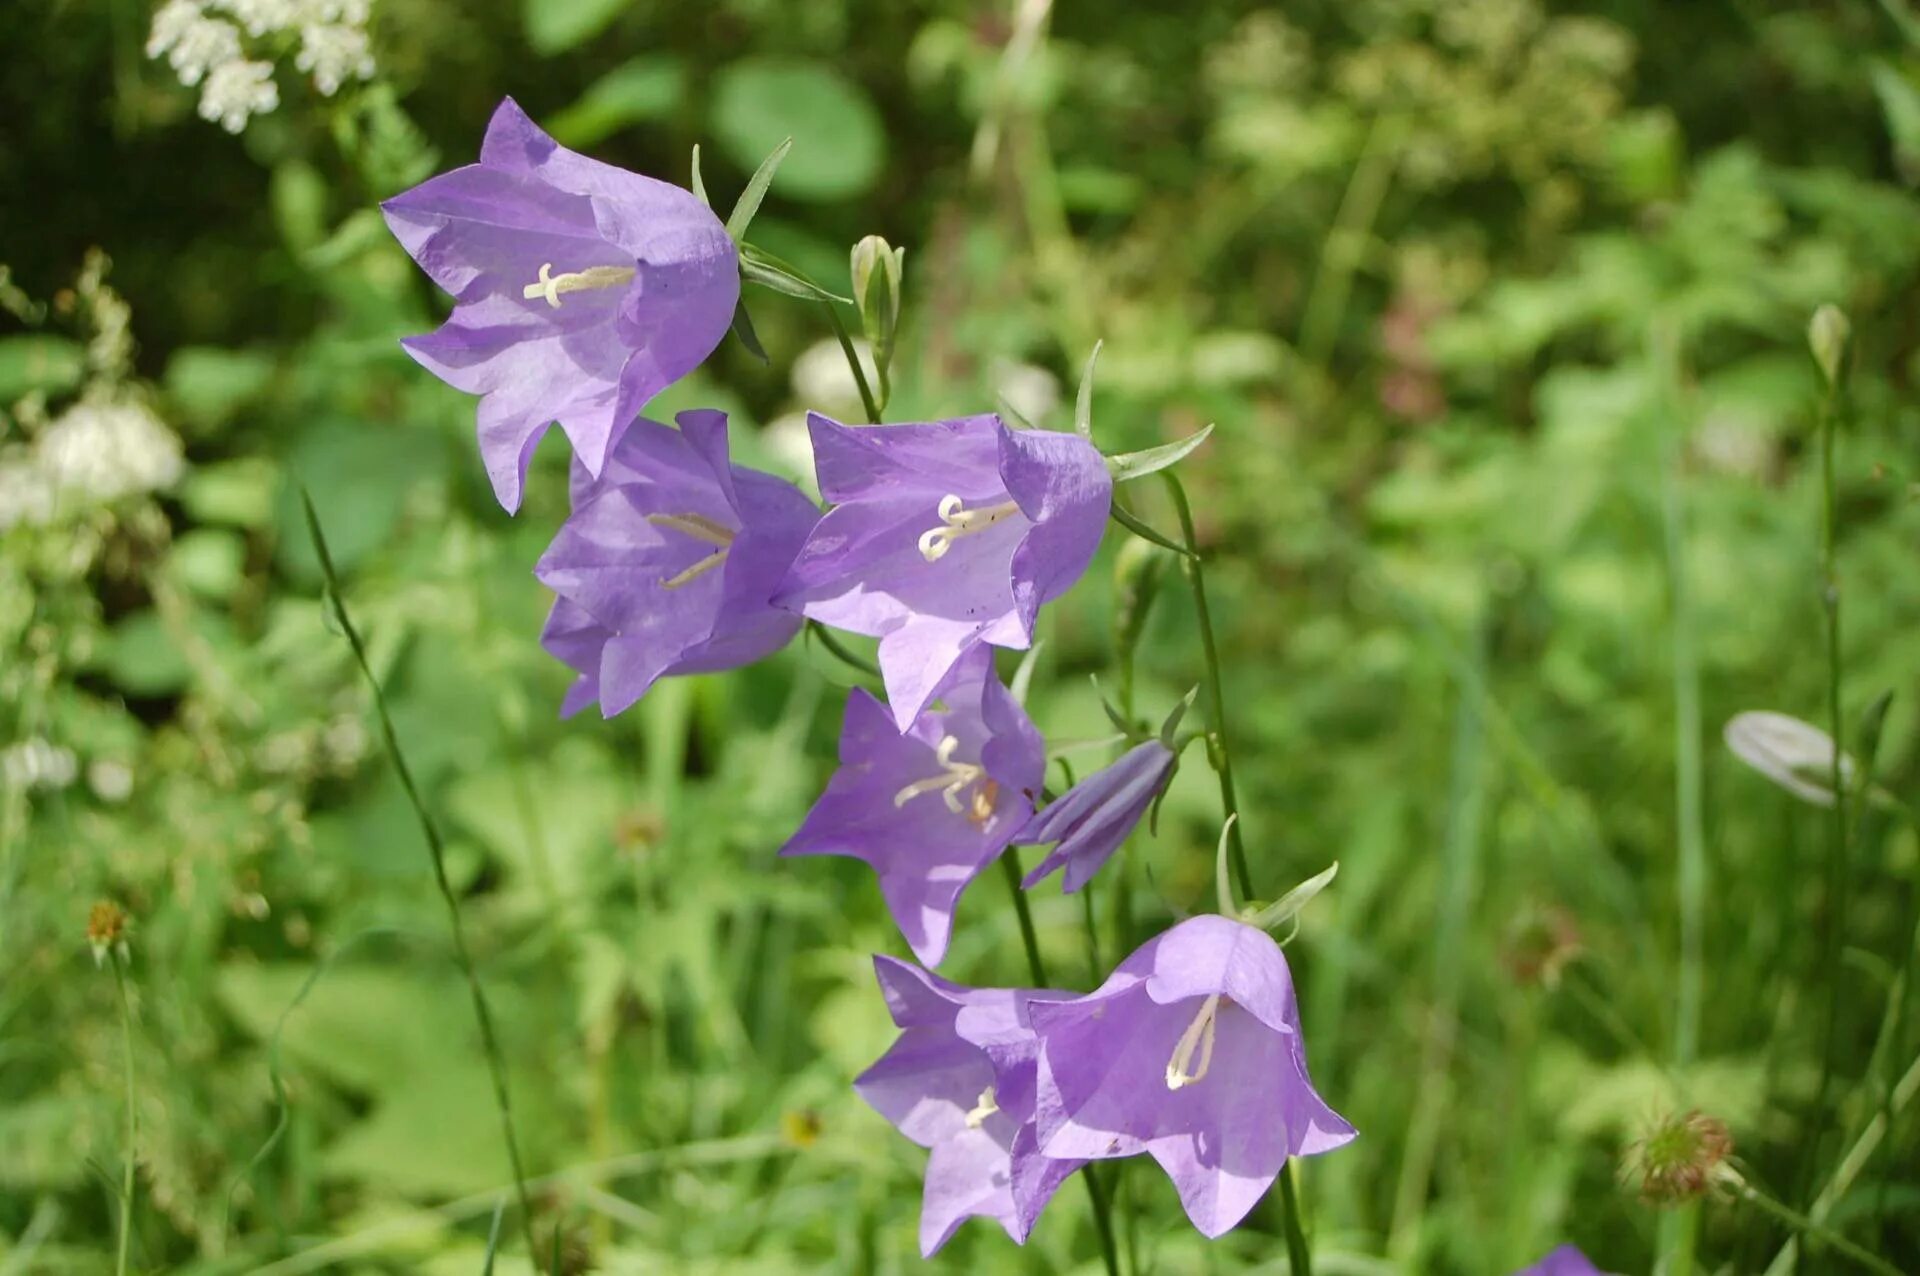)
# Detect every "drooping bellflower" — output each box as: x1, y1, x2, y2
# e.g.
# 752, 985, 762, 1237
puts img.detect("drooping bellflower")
1031, 913, 1355, 1237
855, 956, 1084, 1255
535, 410, 817, 717
382, 97, 739, 511
775, 413, 1110, 730
779, 645, 1043, 965
1019, 738, 1175, 893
